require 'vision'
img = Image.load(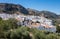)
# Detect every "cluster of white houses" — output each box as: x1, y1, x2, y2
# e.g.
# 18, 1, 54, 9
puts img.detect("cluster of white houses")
0, 13, 56, 32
